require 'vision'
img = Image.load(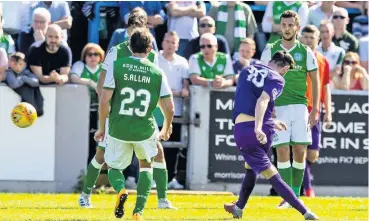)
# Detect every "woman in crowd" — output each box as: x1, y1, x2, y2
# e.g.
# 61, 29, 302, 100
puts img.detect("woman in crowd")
333, 52, 368, 91
70, 43, 104, 163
